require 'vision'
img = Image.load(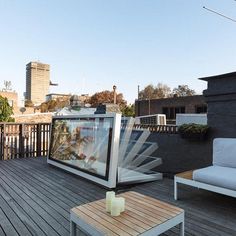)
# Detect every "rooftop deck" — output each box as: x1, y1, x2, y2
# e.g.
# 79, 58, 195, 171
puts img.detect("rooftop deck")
0, 157, 235, 236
